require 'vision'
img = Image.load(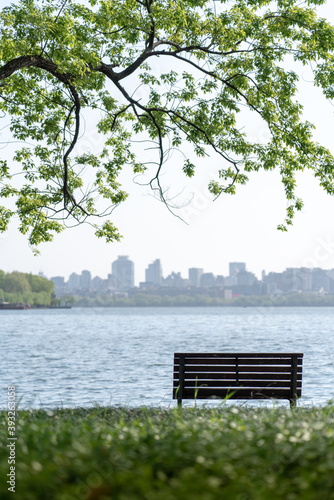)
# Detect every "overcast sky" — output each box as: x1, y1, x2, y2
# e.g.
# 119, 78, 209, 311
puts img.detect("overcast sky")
1, 1, 334, 285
